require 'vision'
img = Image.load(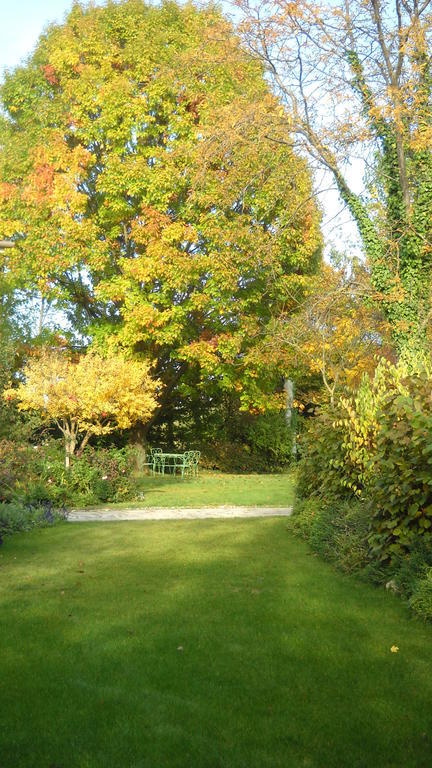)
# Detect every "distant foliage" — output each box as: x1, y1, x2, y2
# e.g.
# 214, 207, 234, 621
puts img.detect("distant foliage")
268, 260, 390, 404
245, 413, 294, 468
190, 410, 294, 472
